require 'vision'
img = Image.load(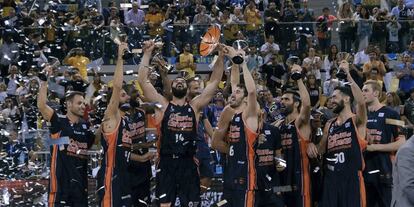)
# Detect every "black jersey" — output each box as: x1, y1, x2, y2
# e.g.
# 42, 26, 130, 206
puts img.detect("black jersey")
365, 106, 400, 183
158, 102, 197, 156
48, 111, 95, 206
224, 113, 258, 191
97, 117, 133, 207
278, 119, 311, 207
325, 117, 365, 175
127, 109, 151, 186
254, 123, 282, 190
